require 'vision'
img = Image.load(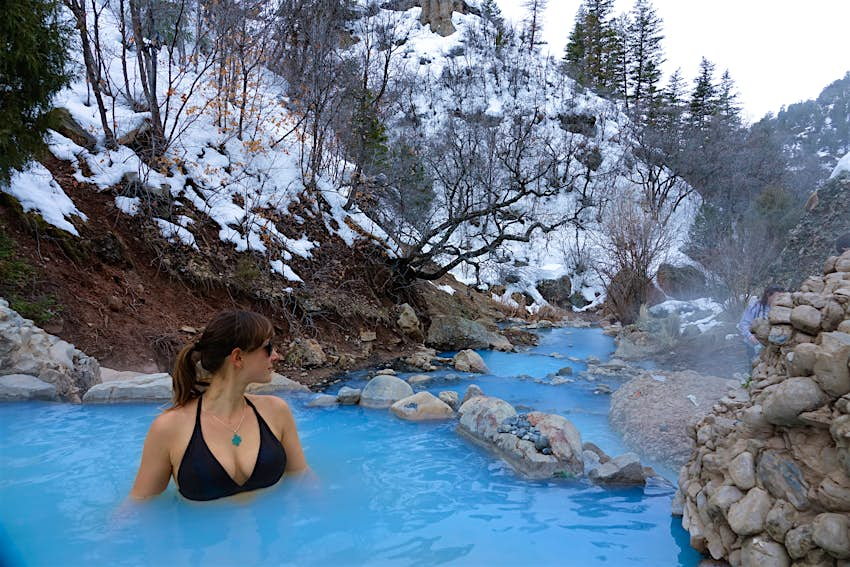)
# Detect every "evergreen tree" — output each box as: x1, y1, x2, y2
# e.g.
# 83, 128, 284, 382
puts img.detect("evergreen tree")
481, 0, 506, 47
522, 0, 548, 52
716, 69, 741, 124
689, 57, 717, 129
564, 6, 589, 86
564, 0, 616, 92
608, 15, 630, 102
626, 0, 664, 108
0, 0, 72, 184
